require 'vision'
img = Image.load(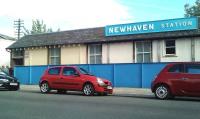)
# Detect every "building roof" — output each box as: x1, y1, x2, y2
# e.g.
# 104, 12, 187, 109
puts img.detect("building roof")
7, 27, 200, 49
0, 34, 16, 41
